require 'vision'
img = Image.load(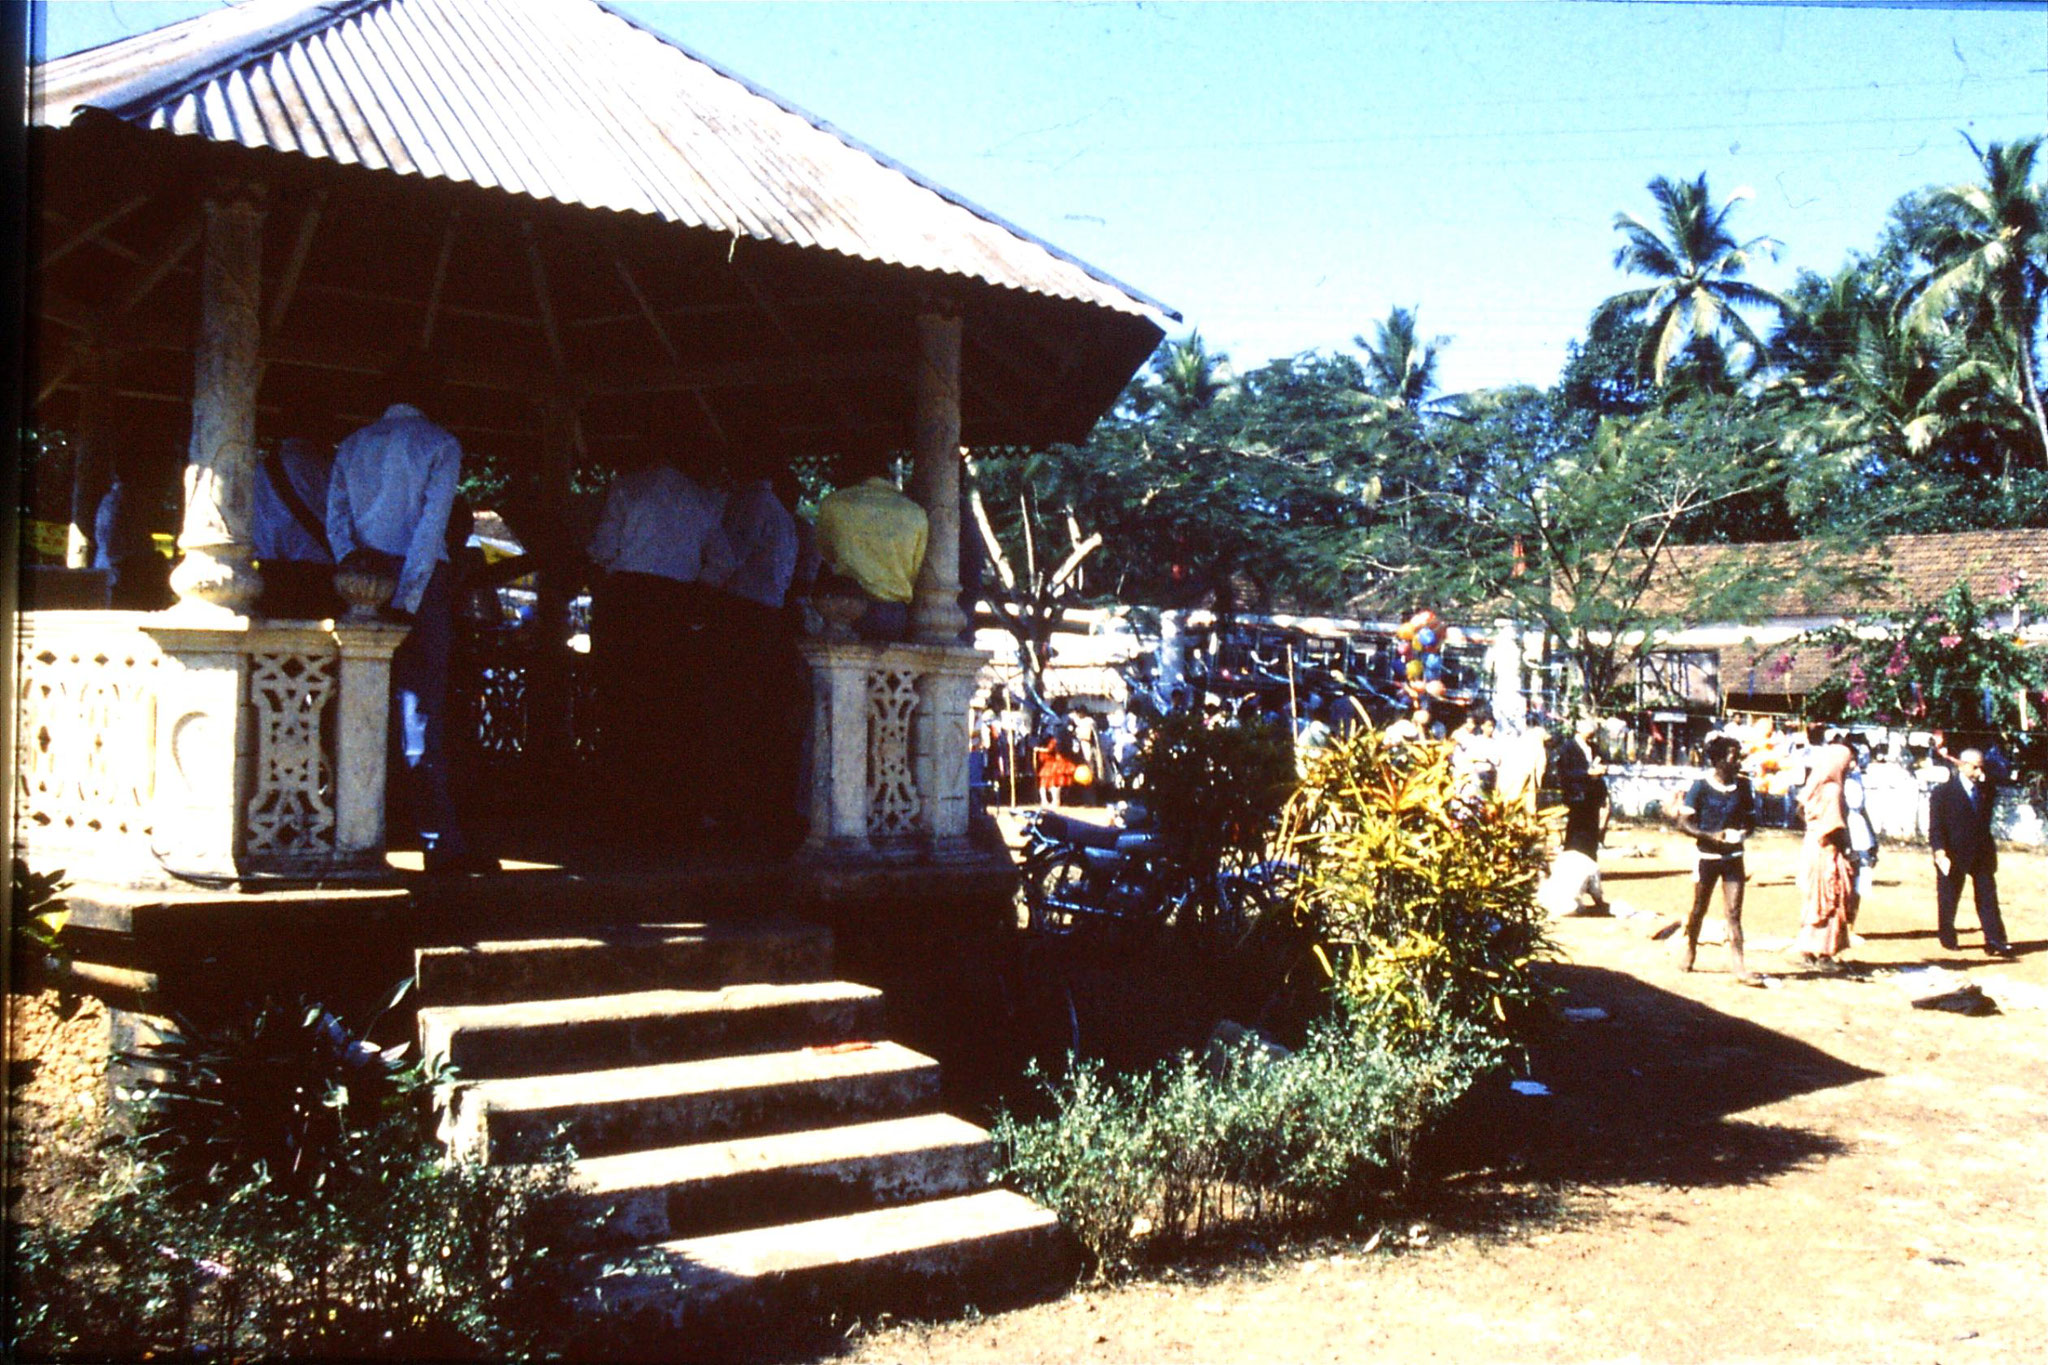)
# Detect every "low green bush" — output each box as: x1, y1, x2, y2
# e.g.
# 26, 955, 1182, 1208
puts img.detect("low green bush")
993, 1003, 1504, 1276
7, 993, 605, 1361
